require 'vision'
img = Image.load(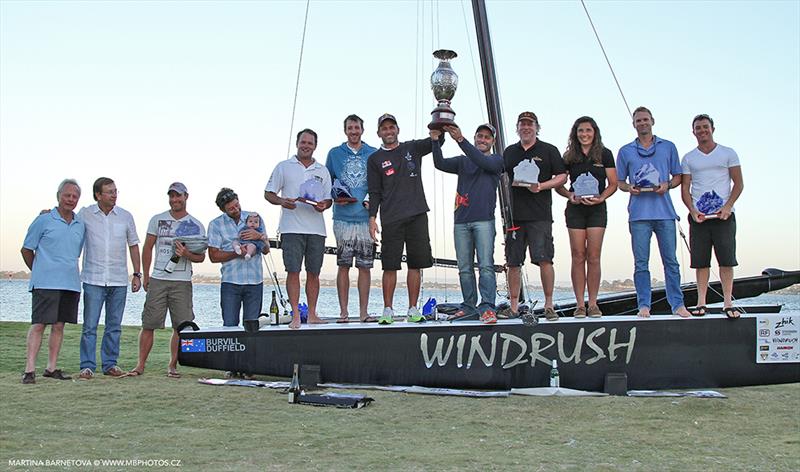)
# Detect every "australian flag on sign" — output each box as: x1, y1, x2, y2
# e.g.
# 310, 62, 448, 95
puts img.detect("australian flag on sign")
181, 338, 206, 353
